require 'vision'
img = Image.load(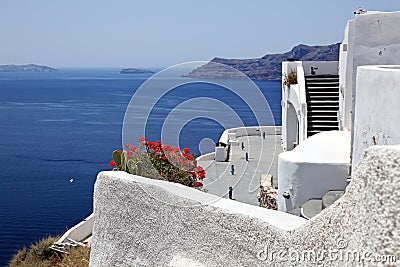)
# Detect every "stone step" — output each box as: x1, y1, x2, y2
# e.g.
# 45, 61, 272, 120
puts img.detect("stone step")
322, 190, 344, 209
308, 106, 339, 109
307, 110, 338, 114
308, 98, 339, 101
308, 106, 339, 110
306, 80, 339, 84
307, 84, 339, 89
308, 120, 339, 125
305, 74, 339, 78
308, 125, 339, 130
308, 91, 339, 95
305, 78, 339, 83
307, 115, 338, 121
307, 86, 339, 89
307, 93, 339, 100
300, 199, 323, 220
